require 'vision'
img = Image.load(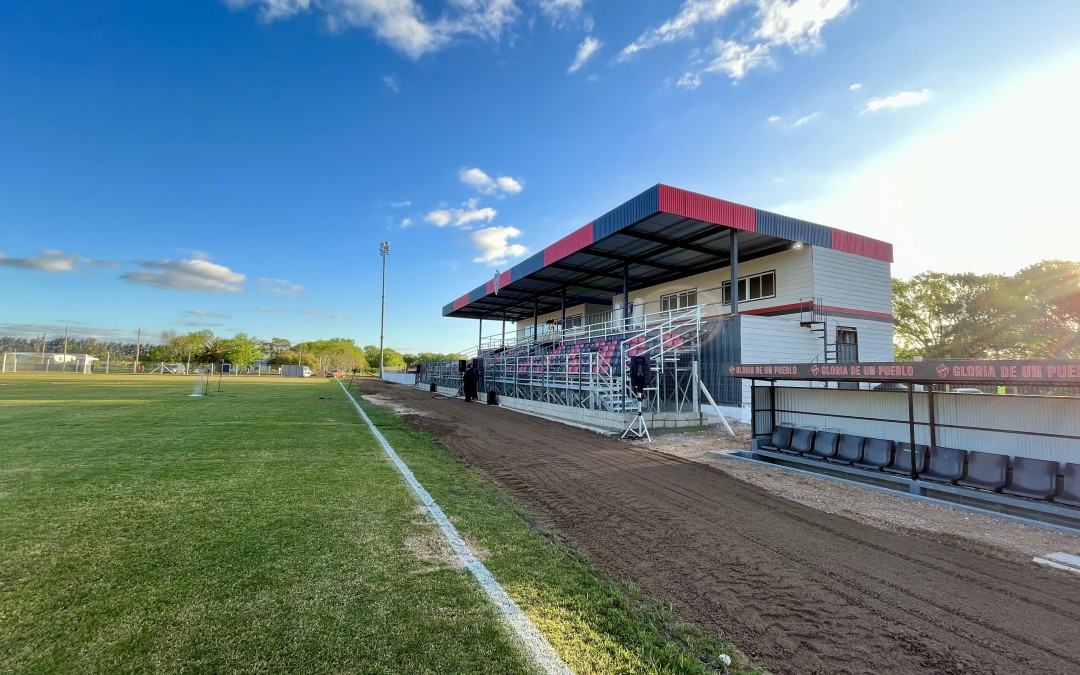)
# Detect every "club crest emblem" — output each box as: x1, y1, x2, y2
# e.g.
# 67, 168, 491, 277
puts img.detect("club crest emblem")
937, 364, 949, 378
810, 365, 820, 376
728, 366, 735, 375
